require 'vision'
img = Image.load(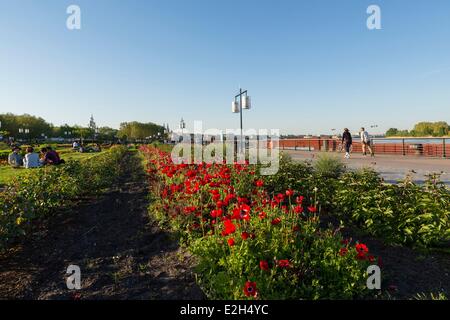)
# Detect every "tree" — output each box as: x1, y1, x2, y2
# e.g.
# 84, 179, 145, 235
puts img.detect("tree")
97, 127, 118, 142
385, 128, 398, 137
118, 121, 165, 141
385, 121, 449, 137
